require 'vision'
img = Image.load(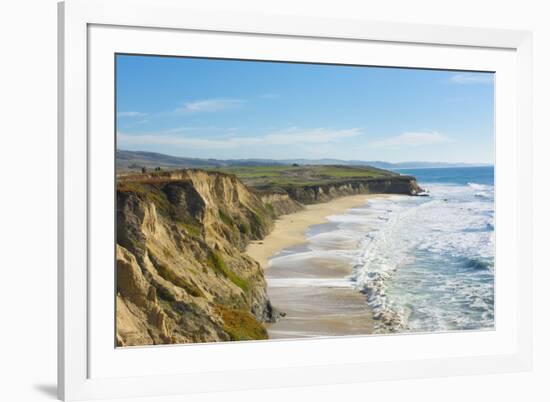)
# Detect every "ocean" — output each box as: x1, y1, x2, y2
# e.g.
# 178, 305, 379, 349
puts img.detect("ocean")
270, 166, 495, 334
